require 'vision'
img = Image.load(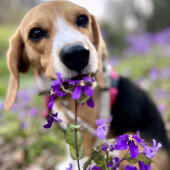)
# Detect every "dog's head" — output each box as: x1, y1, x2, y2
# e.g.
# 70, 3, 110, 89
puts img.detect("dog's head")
5, 0, 107, 111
